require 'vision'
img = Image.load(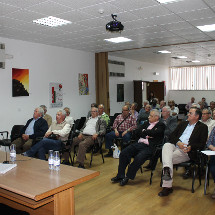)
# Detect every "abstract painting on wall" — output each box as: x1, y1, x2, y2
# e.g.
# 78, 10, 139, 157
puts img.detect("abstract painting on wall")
79, 73, 89, 95
49, 82, 63, 108
12, 68, 29, 97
